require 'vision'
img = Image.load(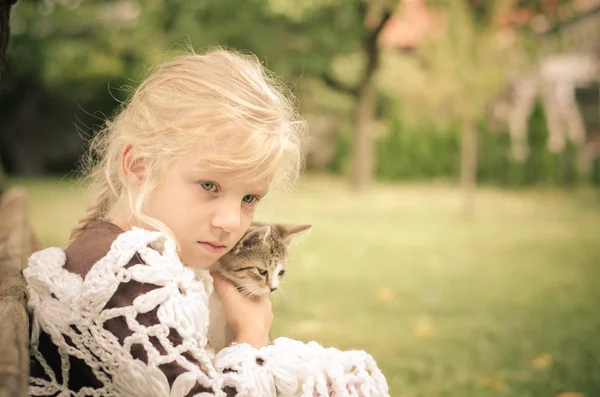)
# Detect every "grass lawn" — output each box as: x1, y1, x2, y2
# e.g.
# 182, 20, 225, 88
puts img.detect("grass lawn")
9, 175, 600, 397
